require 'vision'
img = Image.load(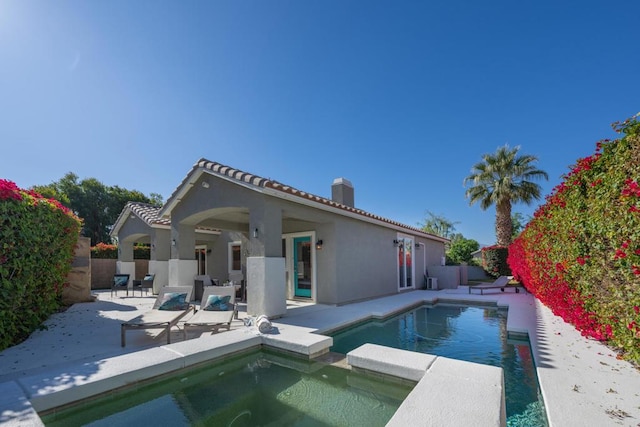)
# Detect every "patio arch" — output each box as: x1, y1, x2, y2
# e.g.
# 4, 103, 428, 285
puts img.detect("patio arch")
166, 178, 286, 317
